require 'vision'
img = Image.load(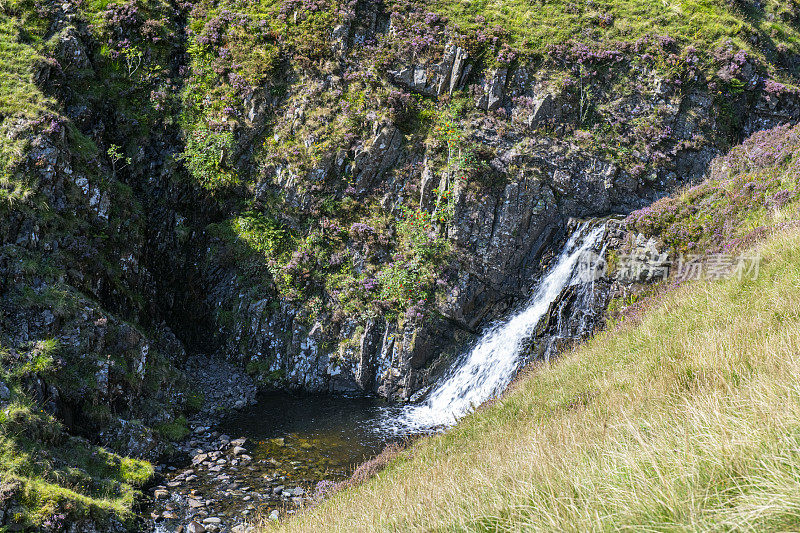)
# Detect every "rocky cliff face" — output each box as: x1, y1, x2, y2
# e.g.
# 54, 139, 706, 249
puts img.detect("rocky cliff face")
7, 0, 800, 416
2, 2, 800, 528
3, 0, 800, 527
191, 36, 800, 401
